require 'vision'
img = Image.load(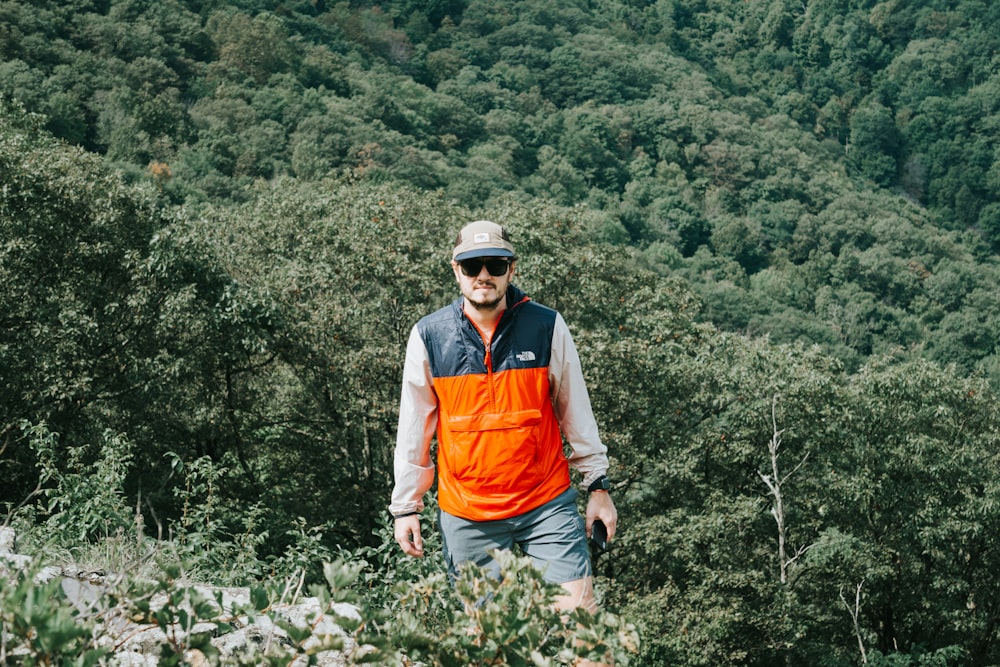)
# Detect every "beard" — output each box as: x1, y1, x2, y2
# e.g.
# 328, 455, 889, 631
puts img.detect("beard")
467, 290, 505, 310
464, 281, 506, 311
